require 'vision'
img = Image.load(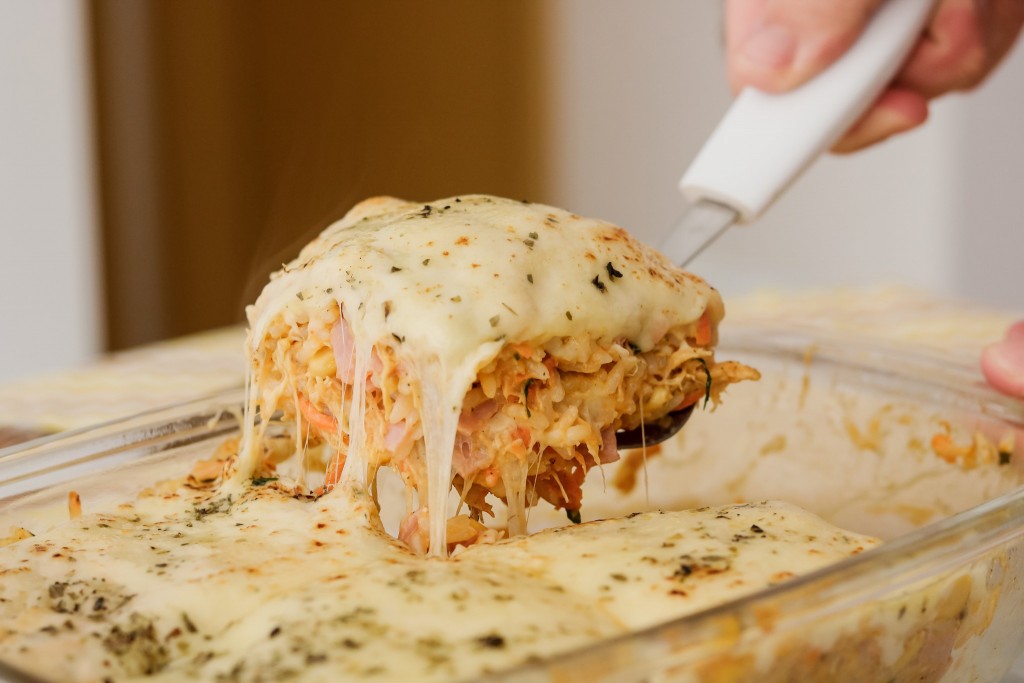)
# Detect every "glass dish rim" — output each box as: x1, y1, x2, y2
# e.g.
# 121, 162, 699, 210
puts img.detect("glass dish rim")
0, 324, 1021, 682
